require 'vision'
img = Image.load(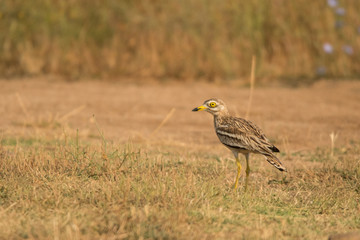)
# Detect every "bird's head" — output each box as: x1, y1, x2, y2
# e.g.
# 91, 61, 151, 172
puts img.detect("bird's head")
192, 98, 229, 116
